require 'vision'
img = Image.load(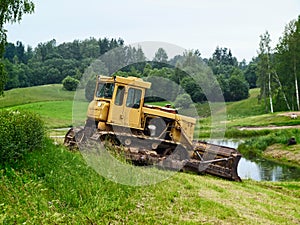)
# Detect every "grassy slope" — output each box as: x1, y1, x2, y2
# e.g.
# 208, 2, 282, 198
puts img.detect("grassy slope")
1, 141, 300, 224
0, 85, 78, 128
1, 85, 300, 224
196, 89, 300, 137
226, 88, 300, 128
0, 84, 75, 108
226, 88, 264, 119
4, 86, 297, 129
11, 101, 74, 128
